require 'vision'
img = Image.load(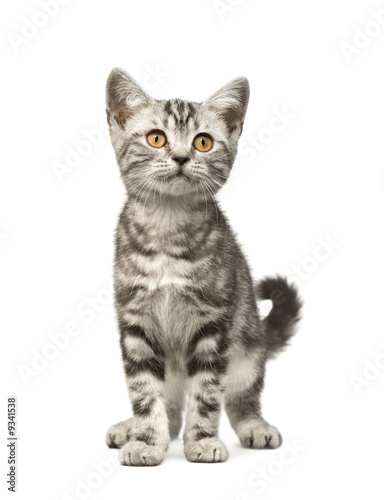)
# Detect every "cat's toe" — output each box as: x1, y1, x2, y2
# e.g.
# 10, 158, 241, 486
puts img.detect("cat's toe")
237, 419, 282, 449
184, 438, 229, 463
105, 418, 134, 449
119, 441, 166, 466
